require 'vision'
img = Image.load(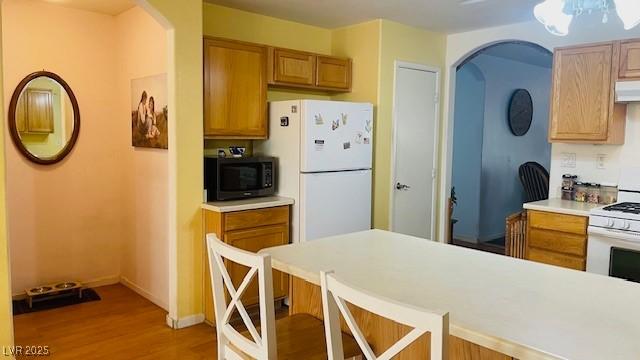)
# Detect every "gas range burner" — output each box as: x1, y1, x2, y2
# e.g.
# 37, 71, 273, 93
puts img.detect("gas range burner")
604, 202, 640, 214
